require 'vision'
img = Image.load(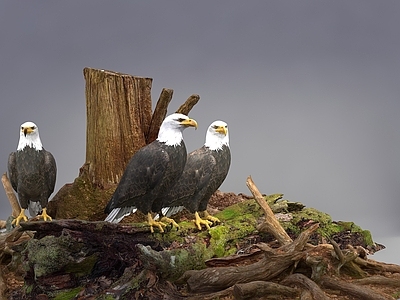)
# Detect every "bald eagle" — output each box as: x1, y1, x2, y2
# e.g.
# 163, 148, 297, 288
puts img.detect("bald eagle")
160, 120, 231, 230
104, 113, 198, 233
8, 121, 57, 226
